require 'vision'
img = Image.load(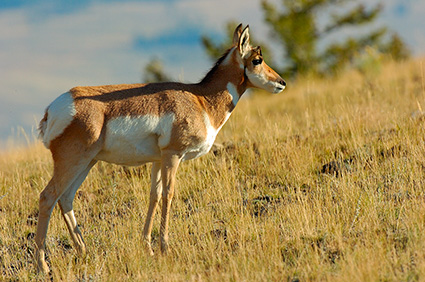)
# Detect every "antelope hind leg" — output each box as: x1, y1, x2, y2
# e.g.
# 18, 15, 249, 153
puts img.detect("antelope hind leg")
35, 158, 96, 274
58, 160, 97, 255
